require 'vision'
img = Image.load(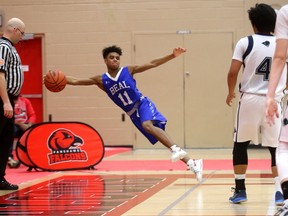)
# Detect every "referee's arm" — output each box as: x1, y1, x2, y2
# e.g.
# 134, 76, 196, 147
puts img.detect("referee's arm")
0, 71, 13, 118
